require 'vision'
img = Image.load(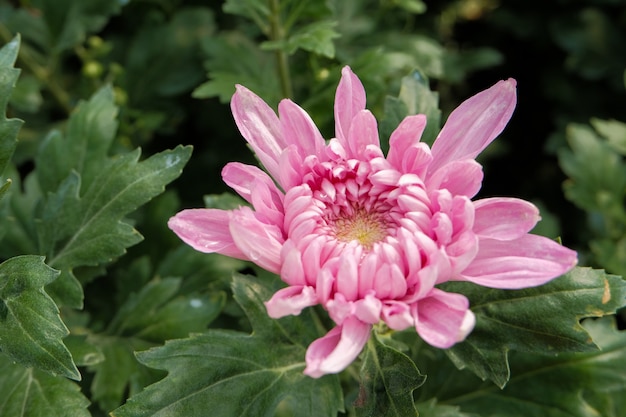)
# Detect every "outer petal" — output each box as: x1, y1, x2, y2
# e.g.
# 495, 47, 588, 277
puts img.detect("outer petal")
387, 114, 427, 170
429, 79, 517, 174
304, 316, 371, 378
168, 209, 246, 259
426, 159, 484, 198
460, 234, 578, 289
279, 99, 326, 158
265, 285, 317, 318
473, 197, 540, 240
229, 207, 284, 274
221, 162, 279, 204
334, 66, 367, 144
231, 85, 285, 182
346, 110, 380, 159
413, 289, 475, 348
